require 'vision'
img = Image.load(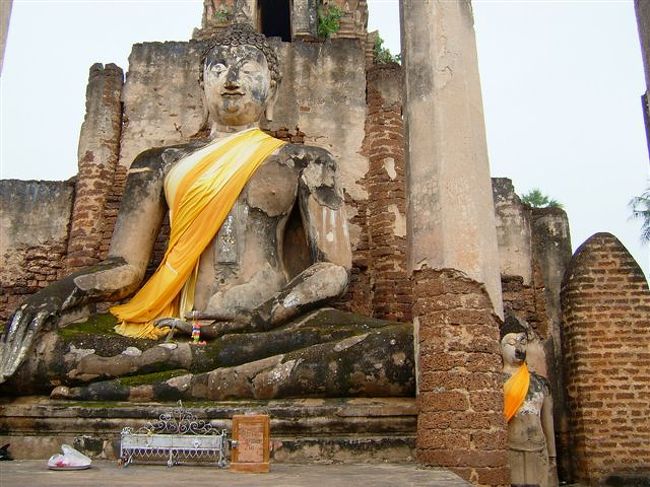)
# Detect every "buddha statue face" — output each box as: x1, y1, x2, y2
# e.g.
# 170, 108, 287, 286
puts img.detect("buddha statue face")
203, 44, 275, 129
500, 332, 527, 367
